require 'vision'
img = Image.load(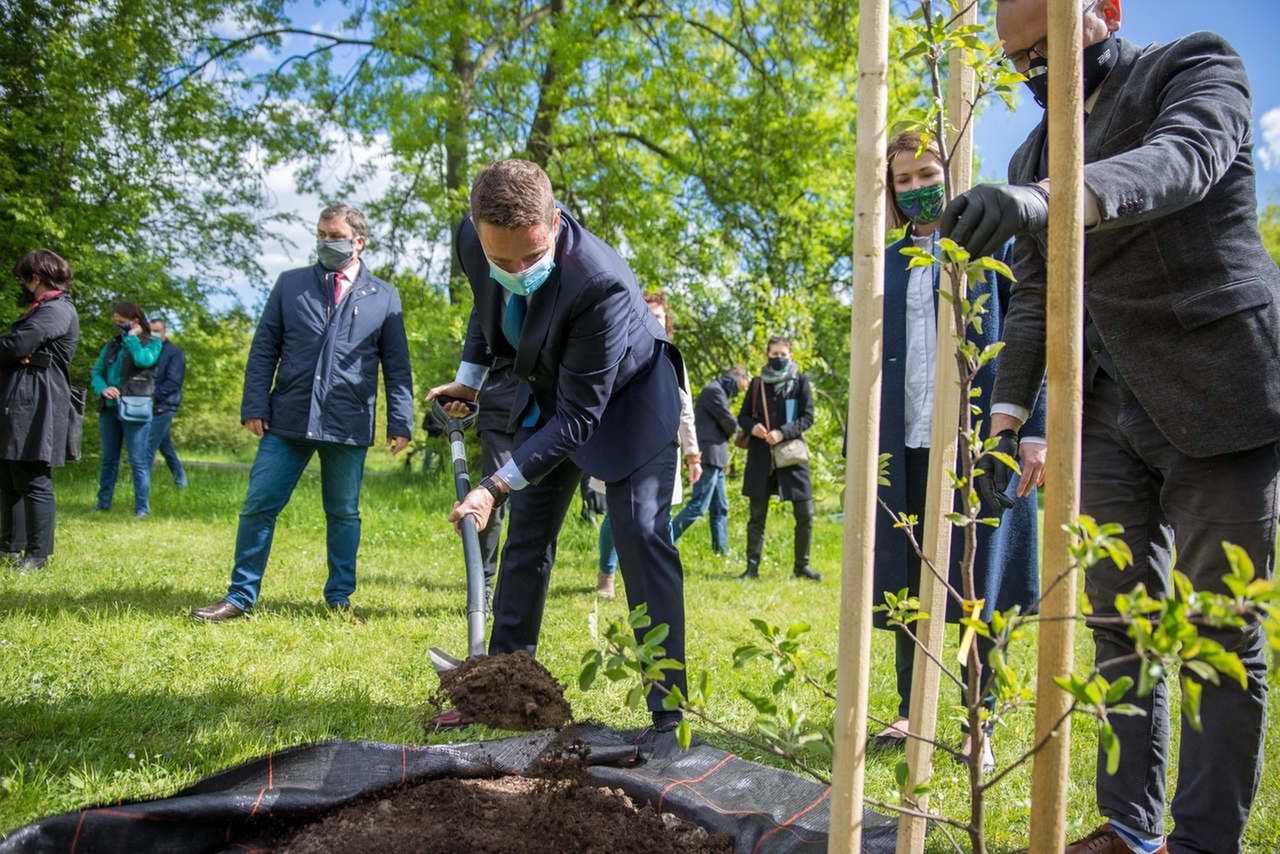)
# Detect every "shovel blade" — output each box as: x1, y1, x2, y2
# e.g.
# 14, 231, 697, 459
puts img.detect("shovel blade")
428, 646, 465, 674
